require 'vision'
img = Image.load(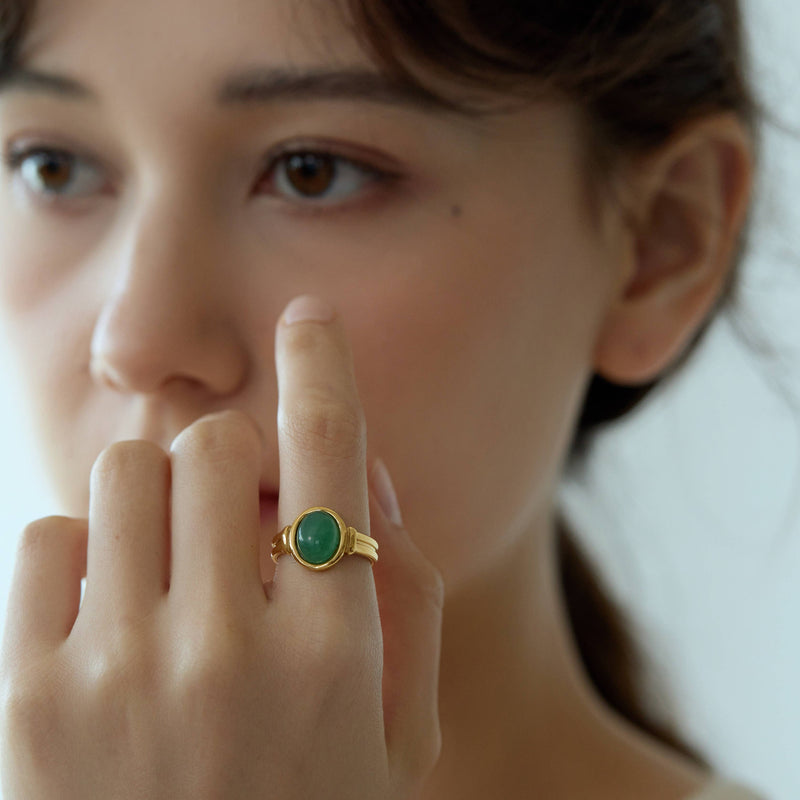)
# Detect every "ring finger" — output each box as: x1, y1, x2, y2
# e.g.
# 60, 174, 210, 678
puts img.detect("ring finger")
273, 295, 377, 612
